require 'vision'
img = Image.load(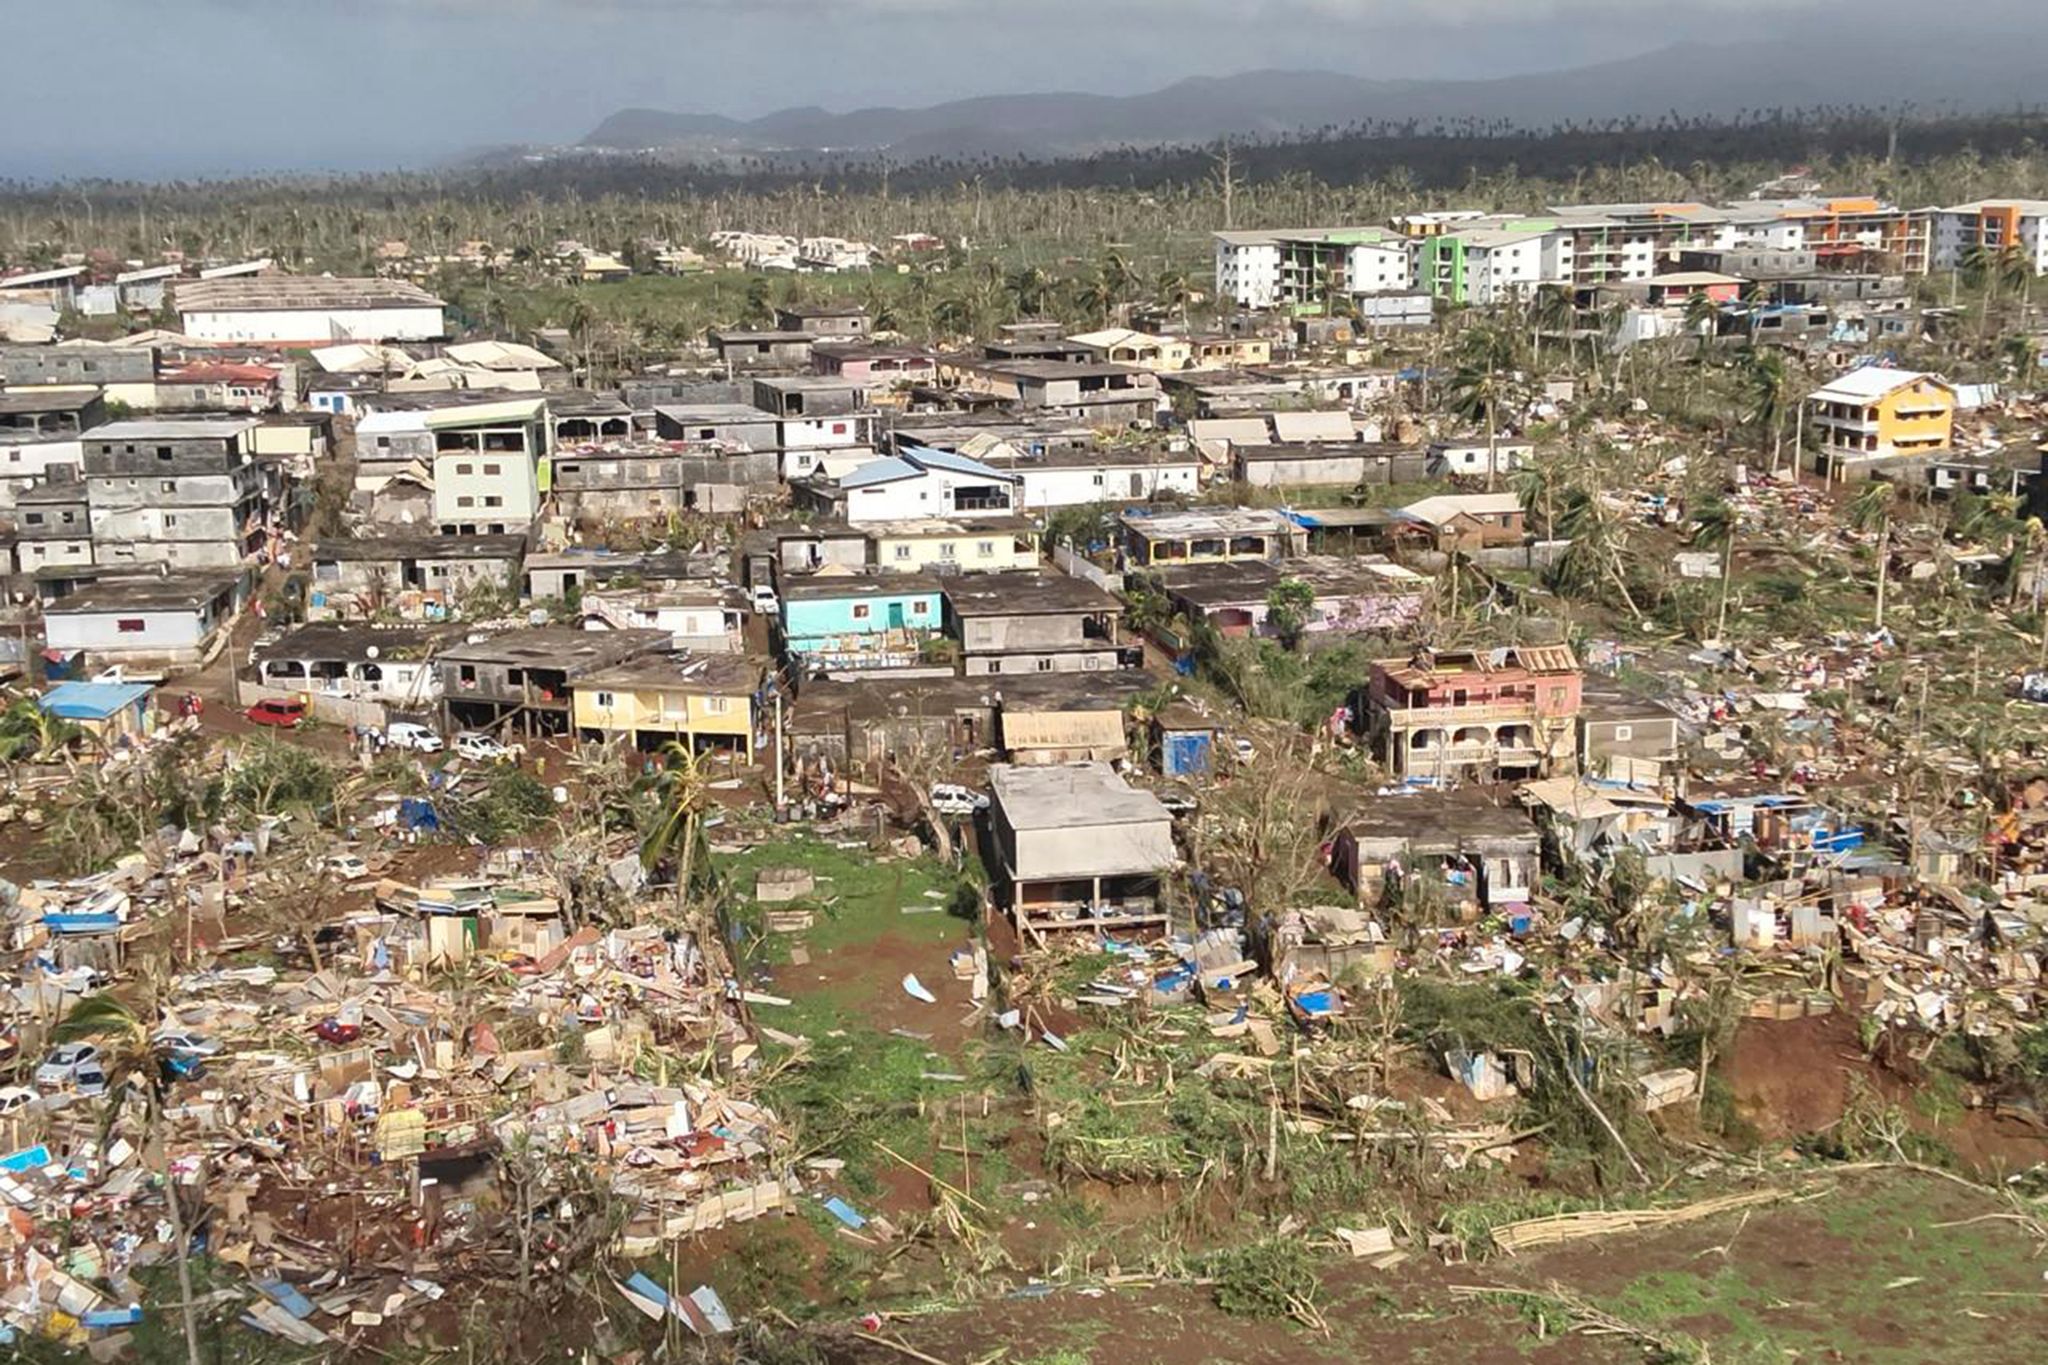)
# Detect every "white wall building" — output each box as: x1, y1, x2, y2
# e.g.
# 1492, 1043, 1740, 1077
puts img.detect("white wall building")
834, 447, 1019, 525
1458, 230, 1549, 304
42, 571, 243, 665
1344, 240, 1415, 294
434, 451, 539, 535
1011, 455, 1201, 510
172, 277, 445, 345
1213, 231, 1286, 309
14, 536, 94, 573
0, 438, 83, 509
1216, 228, 1419, 309
1933, 200, 2048, 273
